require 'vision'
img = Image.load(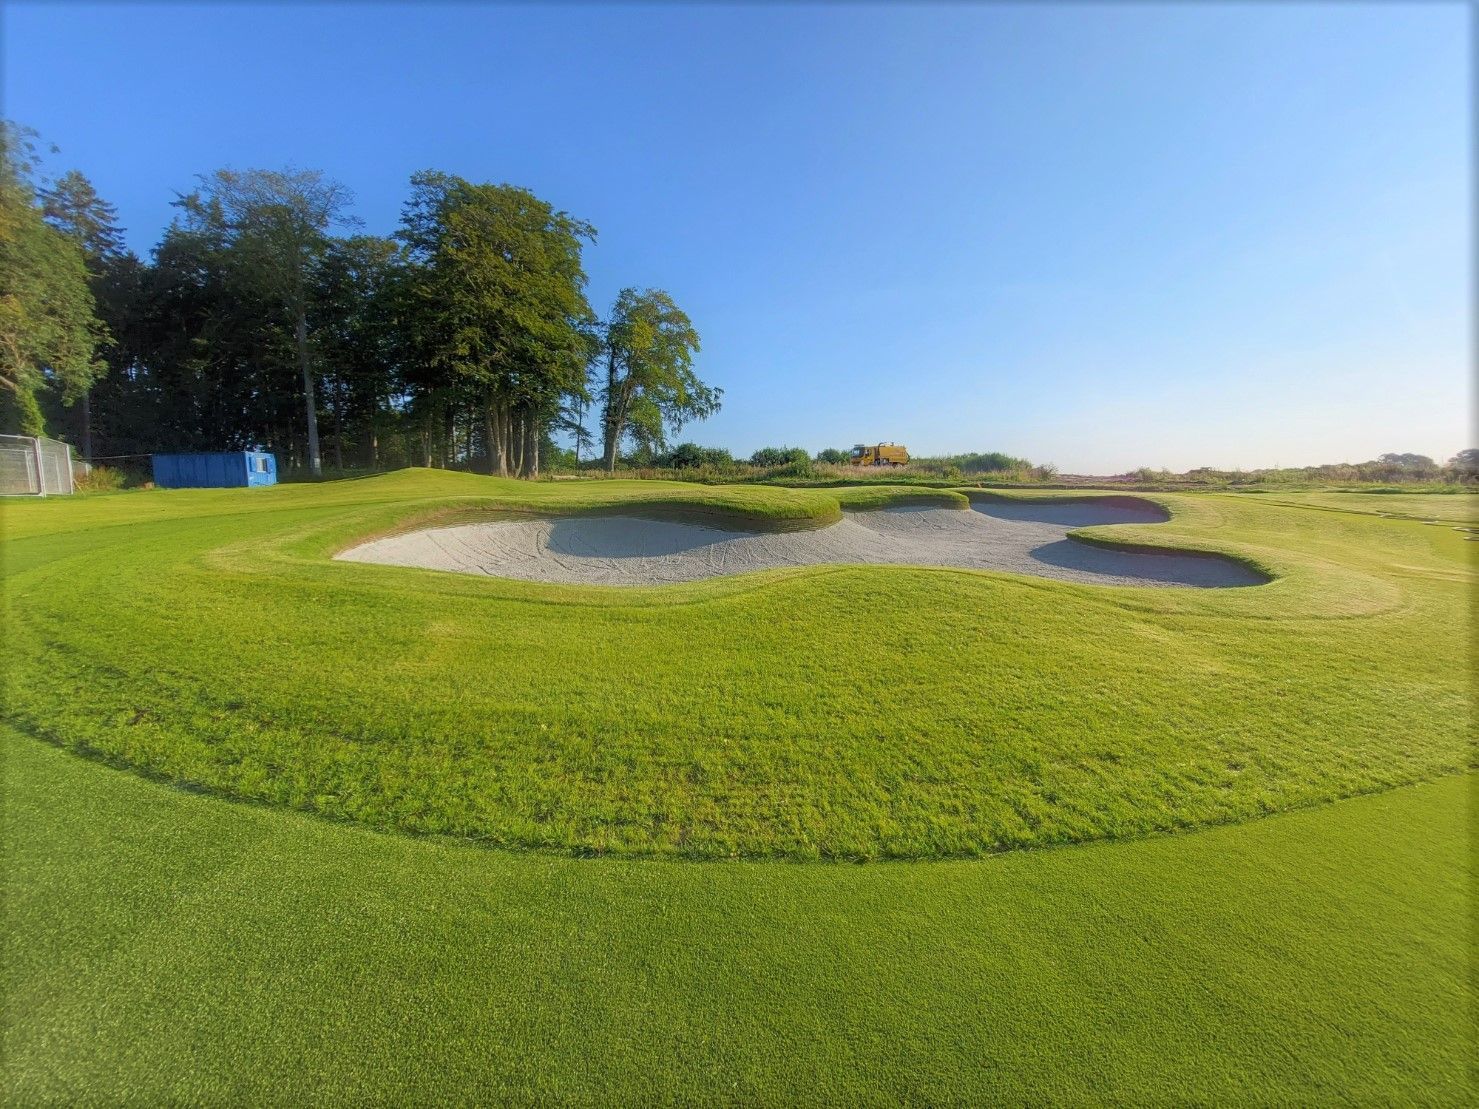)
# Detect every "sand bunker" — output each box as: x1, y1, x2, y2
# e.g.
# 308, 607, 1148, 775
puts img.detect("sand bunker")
337, 498, 1265, 588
